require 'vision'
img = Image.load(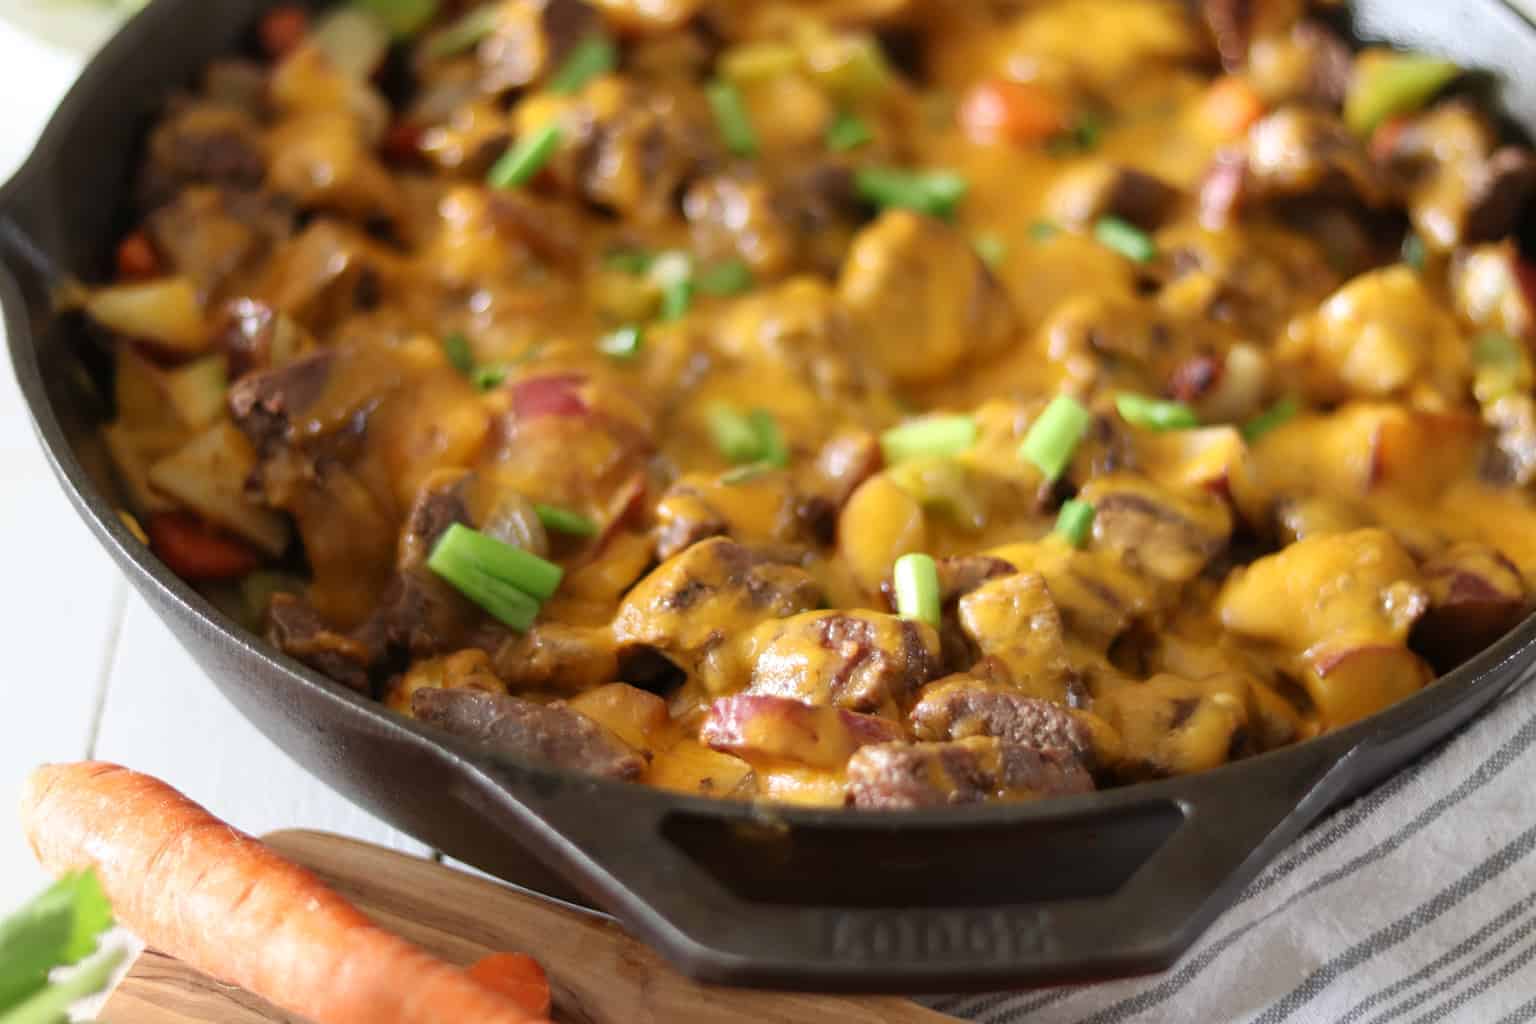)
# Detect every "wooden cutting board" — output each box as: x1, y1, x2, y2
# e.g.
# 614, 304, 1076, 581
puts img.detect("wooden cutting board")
100, 830, 954, 1024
